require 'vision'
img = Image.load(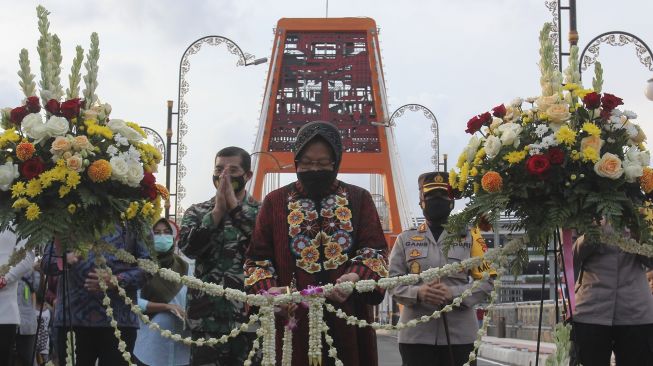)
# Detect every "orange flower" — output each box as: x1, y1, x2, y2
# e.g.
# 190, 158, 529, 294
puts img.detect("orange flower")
334, 206, 352, 222
641, 167, 653, 194
287, 210, 305, 226
481, 171, 503, 193
324, 242, 342, 259
301, 246, 320, 263
16, 142, 36, 161
155, 184, 169, 200
87, 159, 112, 182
